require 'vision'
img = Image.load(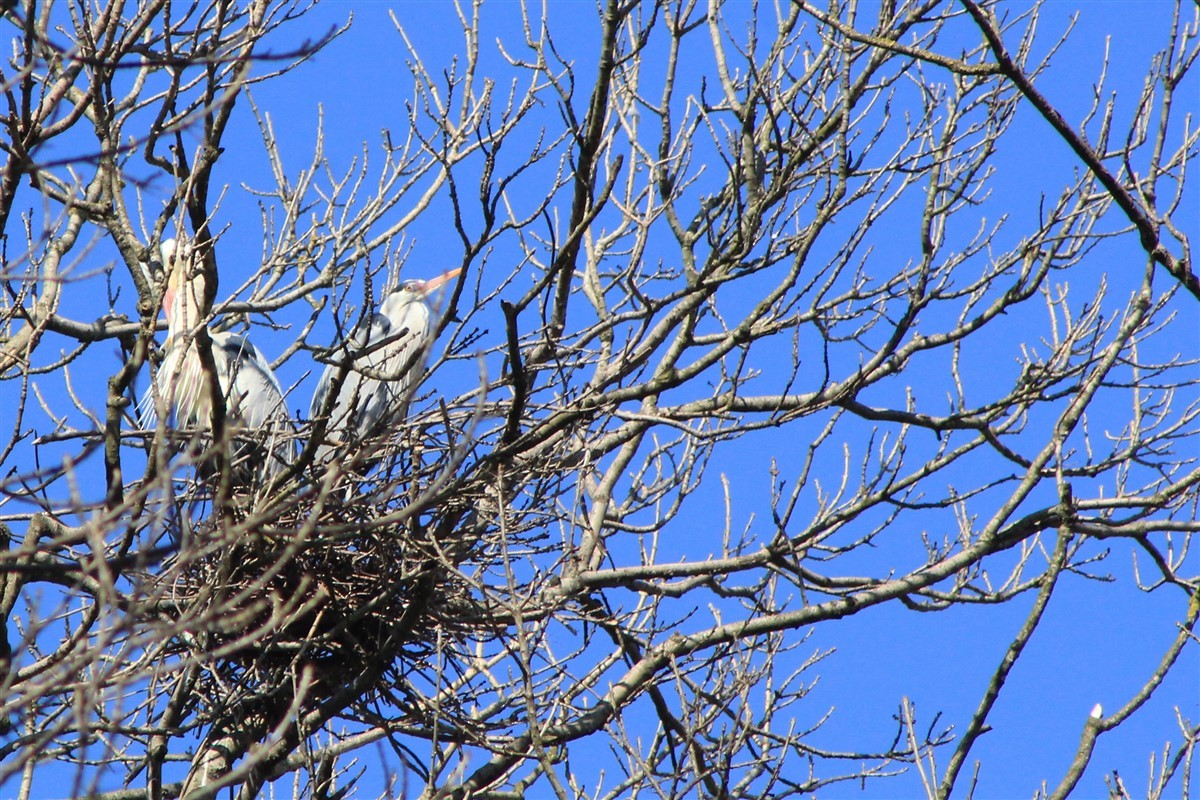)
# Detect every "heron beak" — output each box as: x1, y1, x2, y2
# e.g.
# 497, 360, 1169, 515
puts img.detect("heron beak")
421, 268, 462, 295
162, 285, 175, 319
